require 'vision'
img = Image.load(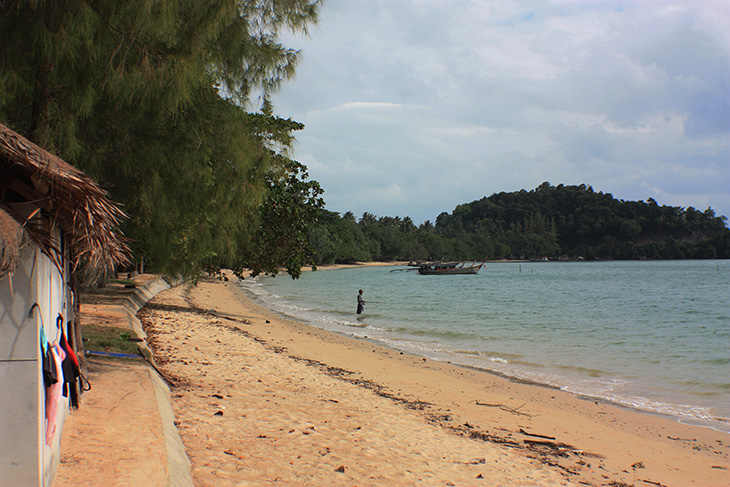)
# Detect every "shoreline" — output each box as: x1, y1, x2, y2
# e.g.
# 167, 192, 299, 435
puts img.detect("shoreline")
243, 288, 730, 439
247, 262, 730, 436
444, 357, 730, 436
137, 271, 728, 486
